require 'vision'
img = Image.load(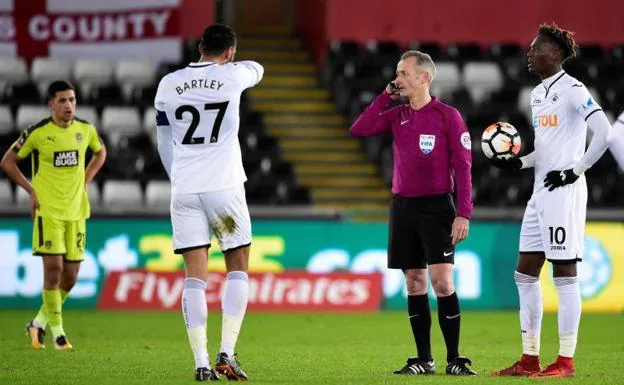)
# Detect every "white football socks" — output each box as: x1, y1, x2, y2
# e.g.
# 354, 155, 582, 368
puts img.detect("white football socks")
515, 271, 543, 356
220, 271, 249, 357
554, 276, 581, 358
182, 277, 209, 369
